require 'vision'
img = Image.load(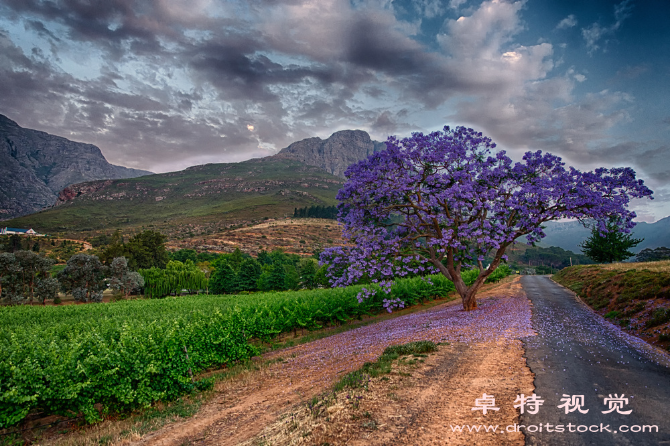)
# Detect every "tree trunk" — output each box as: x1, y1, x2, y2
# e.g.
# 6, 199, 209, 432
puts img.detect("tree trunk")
459, 276, 488, 311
